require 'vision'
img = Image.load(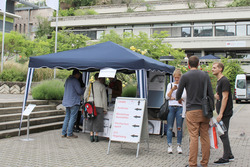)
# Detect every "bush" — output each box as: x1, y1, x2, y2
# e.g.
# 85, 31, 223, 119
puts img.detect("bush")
32, 79, 65, 100
0, 61, 27, 82
122, 85, 137, 97
32, 68, 54, 82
